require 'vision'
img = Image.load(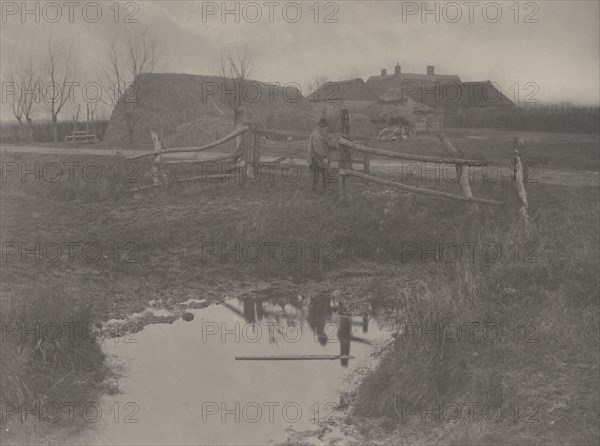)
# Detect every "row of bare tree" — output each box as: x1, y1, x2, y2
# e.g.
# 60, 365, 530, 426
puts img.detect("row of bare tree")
4, 30, 161, 145
5, 28, 256, 146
